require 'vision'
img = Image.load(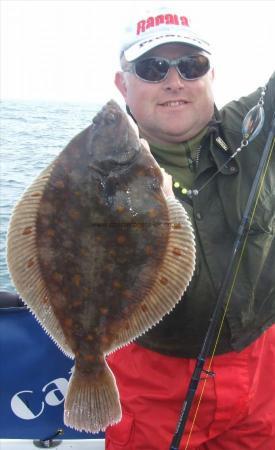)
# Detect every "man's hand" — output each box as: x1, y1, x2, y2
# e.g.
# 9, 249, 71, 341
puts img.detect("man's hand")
160, 168, 174, 198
